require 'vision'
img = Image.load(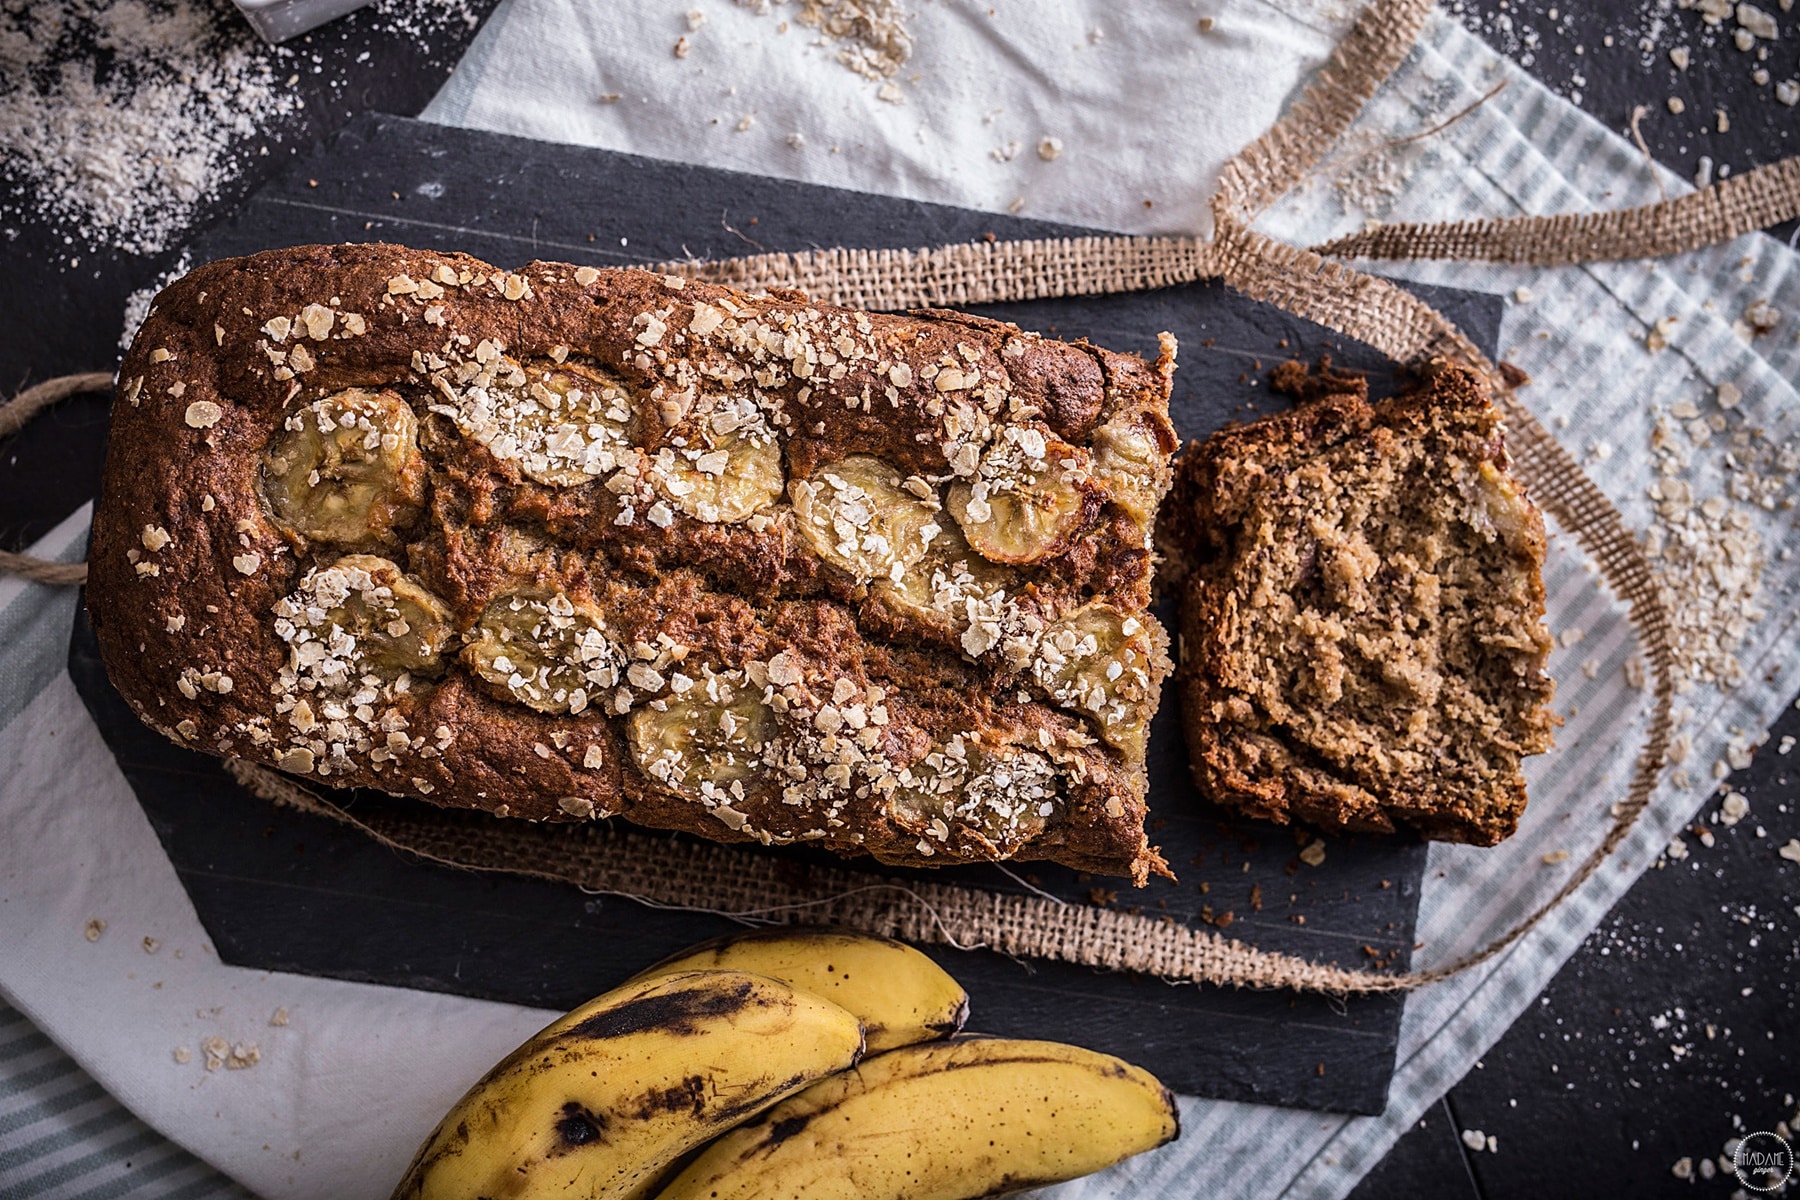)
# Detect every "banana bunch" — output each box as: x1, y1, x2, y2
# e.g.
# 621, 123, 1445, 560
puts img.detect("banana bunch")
391, 928, 1179, 1200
